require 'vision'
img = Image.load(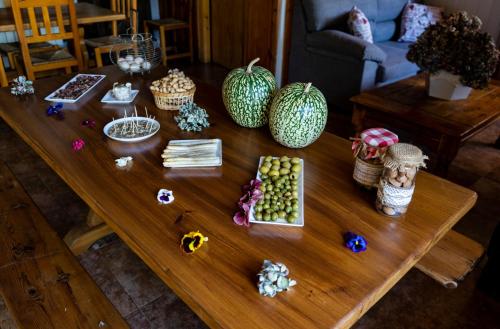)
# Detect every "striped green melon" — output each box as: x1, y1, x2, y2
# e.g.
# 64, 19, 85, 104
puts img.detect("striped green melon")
269, 82, 327, 148
222, 58, 277, 128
